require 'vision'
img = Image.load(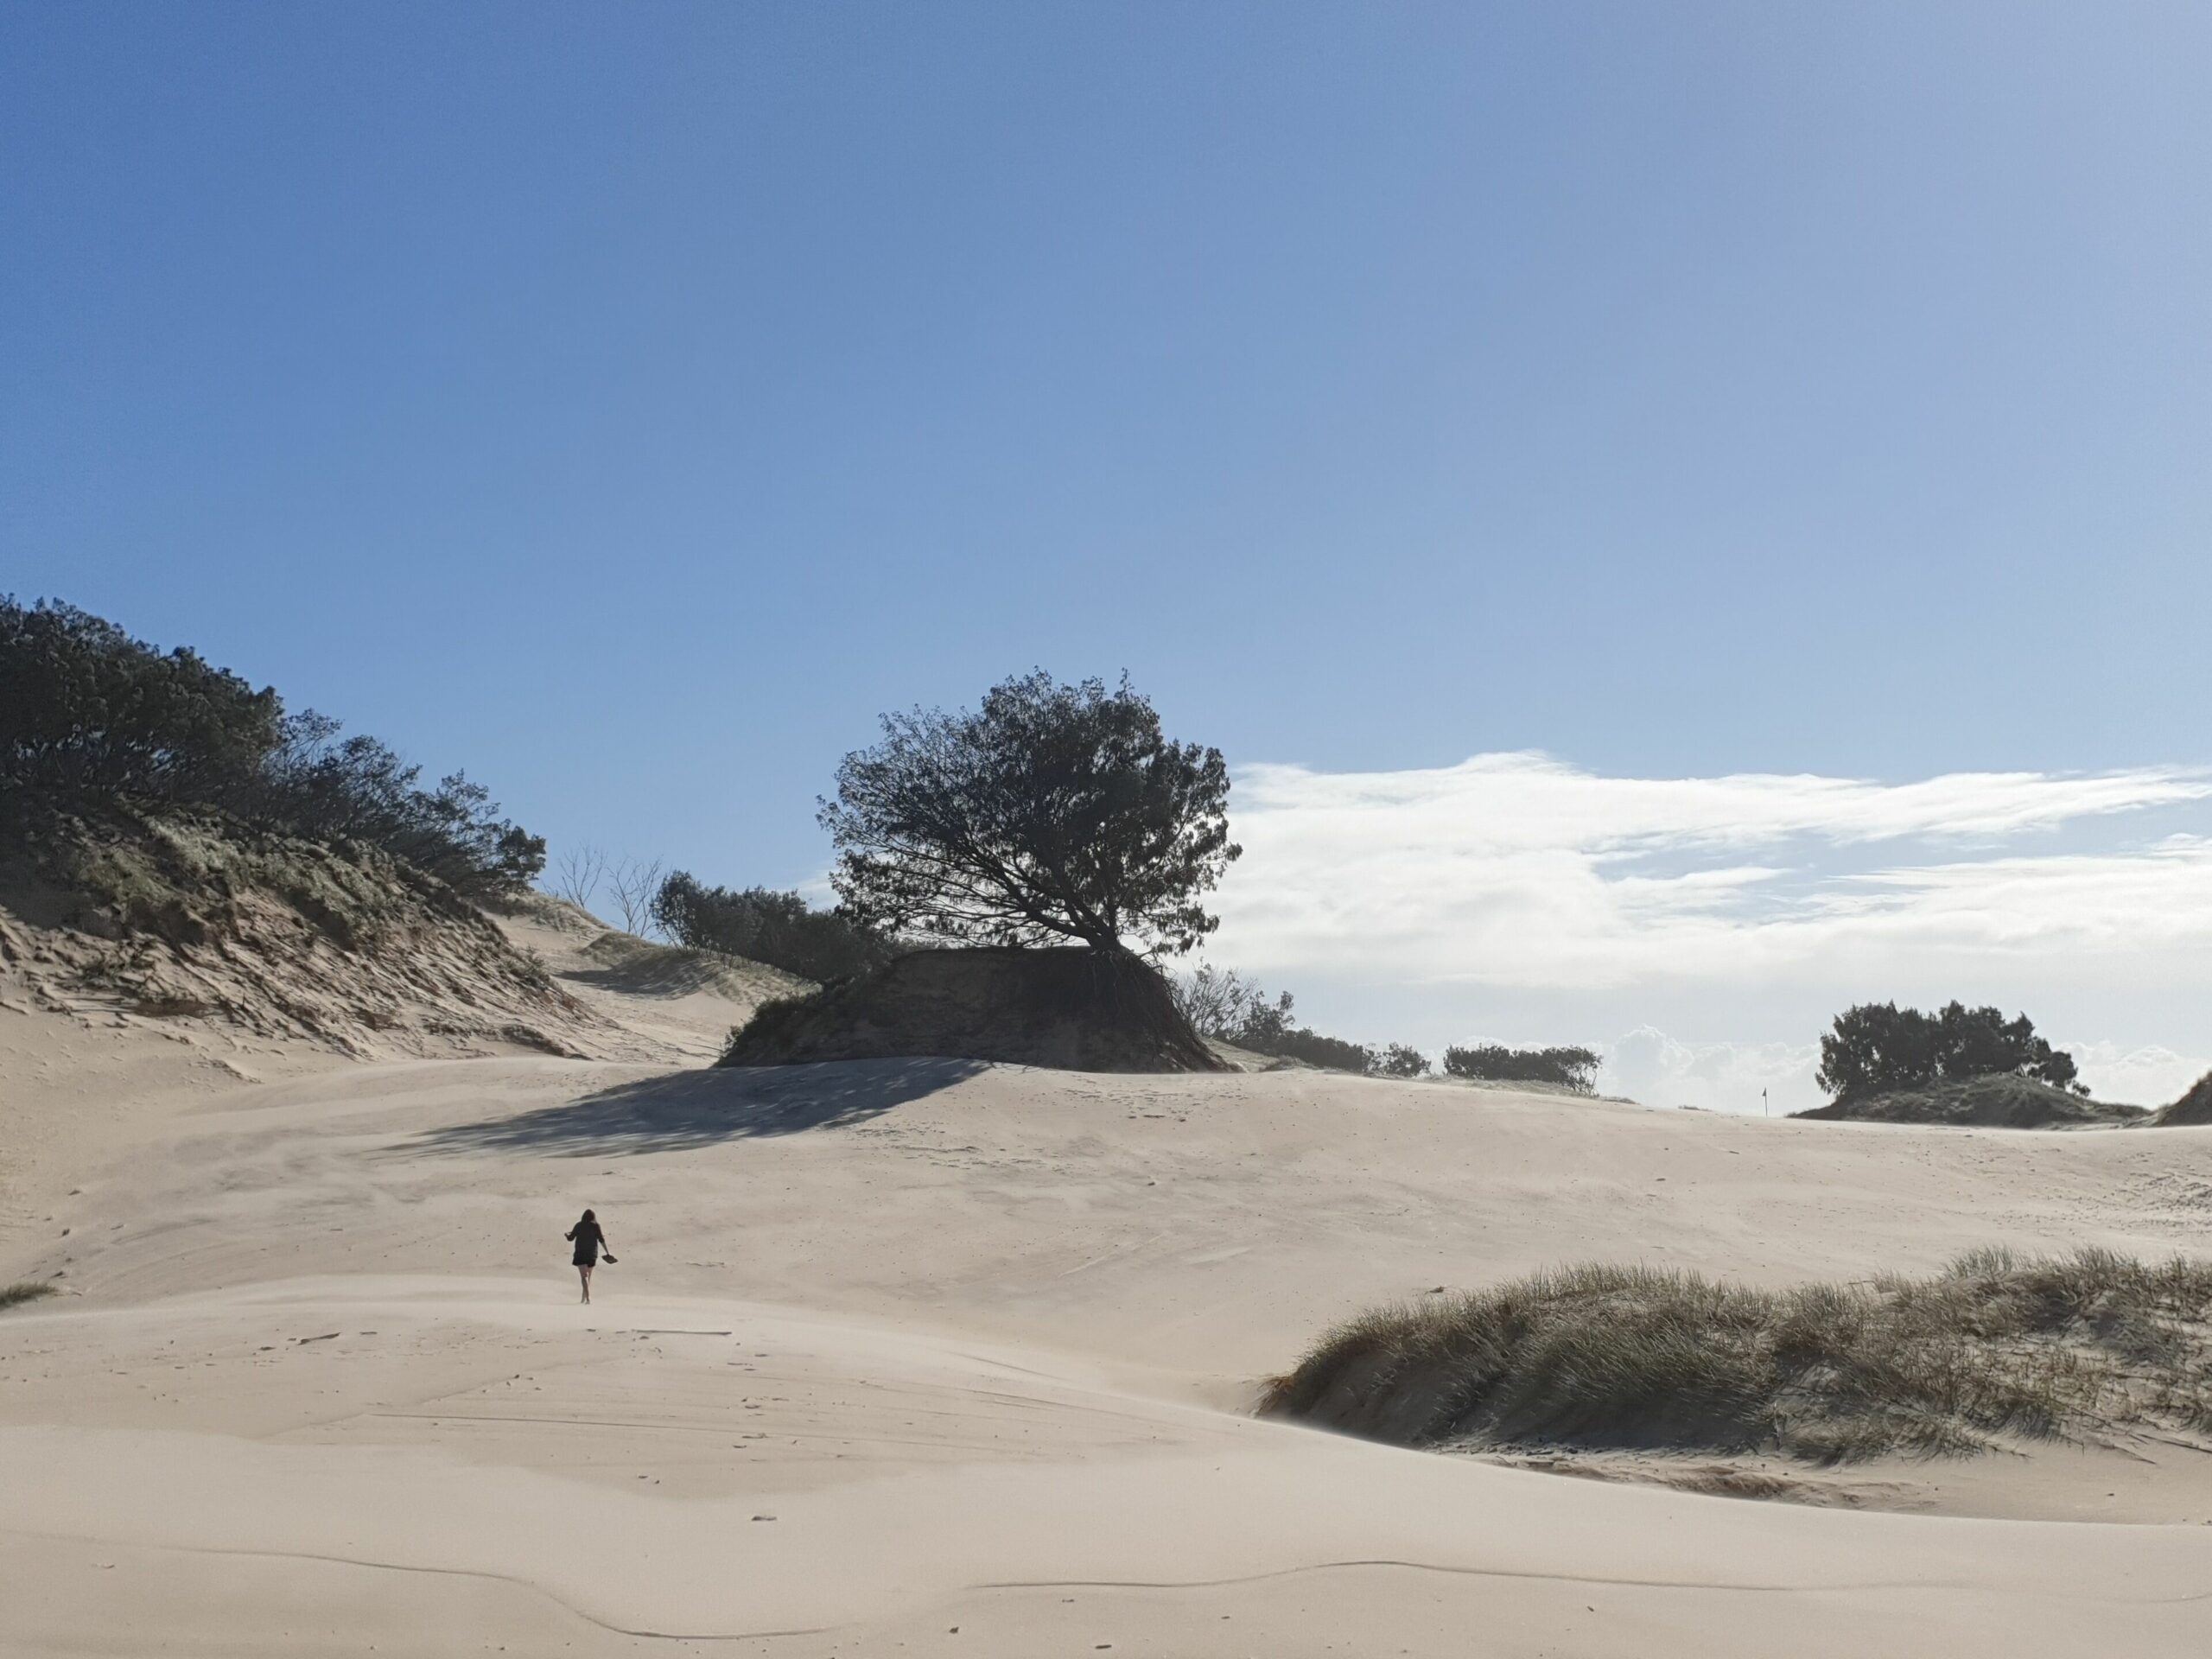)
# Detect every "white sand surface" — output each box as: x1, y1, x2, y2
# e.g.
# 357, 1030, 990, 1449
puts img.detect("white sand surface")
10, 965, 2212, 1655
